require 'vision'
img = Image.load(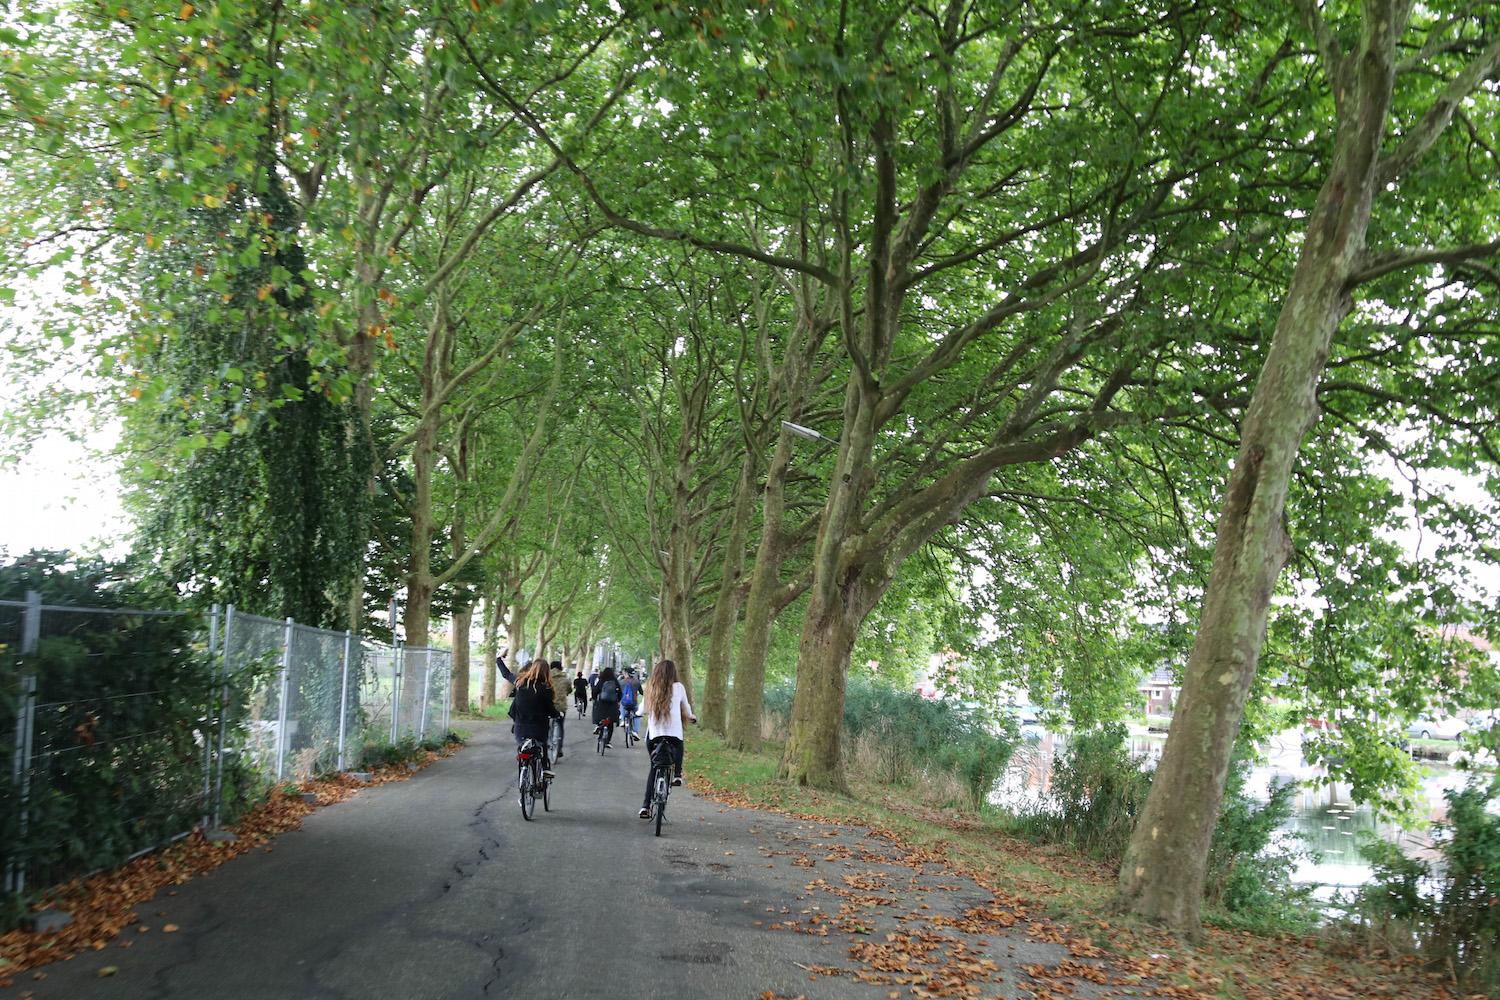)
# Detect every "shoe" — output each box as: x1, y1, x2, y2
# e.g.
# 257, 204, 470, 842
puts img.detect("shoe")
604, 742, 613, 749
555, 751, 563, 760
638, 807, 650, 819
671, 776, 683, 786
